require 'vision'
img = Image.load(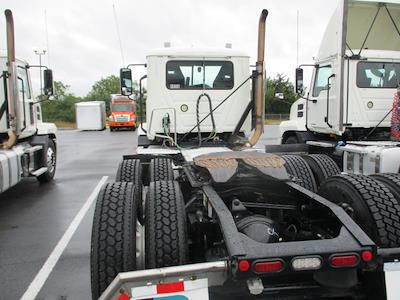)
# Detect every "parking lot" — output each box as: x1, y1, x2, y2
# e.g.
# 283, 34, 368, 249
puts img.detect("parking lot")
0, 129, 138, 299
0, 126, 280, 300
